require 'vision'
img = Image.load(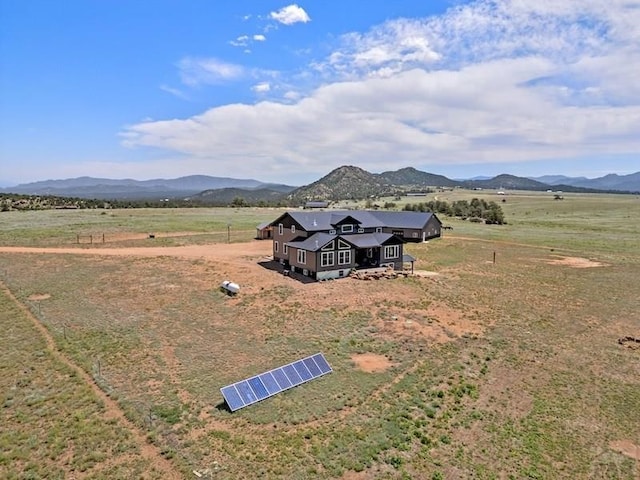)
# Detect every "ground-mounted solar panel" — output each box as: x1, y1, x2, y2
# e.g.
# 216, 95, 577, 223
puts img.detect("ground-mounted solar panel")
220, 353, 332, 411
